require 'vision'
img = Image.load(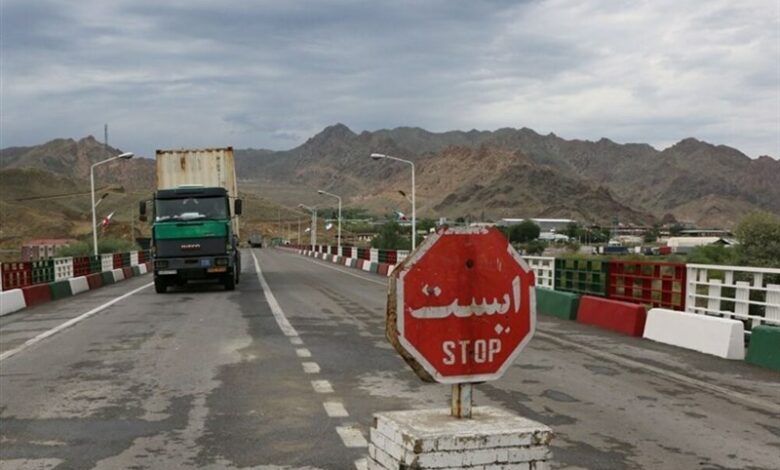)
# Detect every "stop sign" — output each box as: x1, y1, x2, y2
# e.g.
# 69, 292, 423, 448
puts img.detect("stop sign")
387, 227, 536, 383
